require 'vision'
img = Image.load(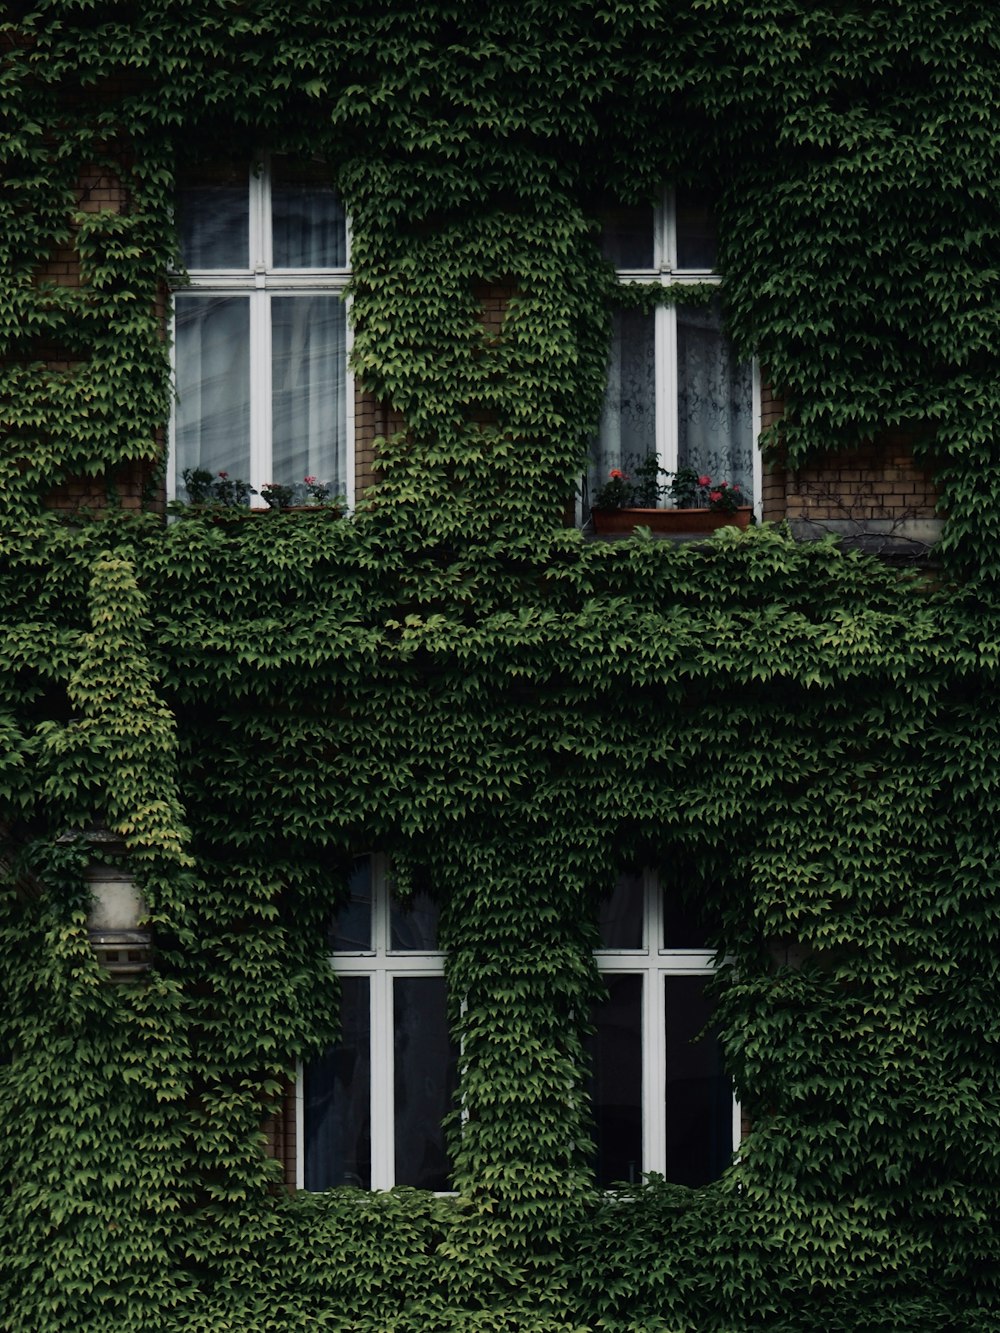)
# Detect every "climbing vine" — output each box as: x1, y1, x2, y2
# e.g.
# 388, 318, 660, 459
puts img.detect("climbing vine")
2, 3, 1000, 1330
